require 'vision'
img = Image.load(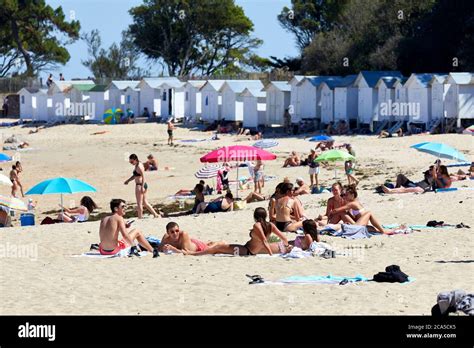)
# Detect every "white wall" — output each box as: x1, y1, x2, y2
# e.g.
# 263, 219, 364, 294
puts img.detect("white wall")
19, 92, 33, 120
222, 89, 237, 120
266, 89, 290, 125
242, 95, 258, 128
334, 88, 348, 122
201, 89, 219, 121
173, 90, 185, 118
407, 87, 430, 123
298, 82, 317, 119
320, 85, 333, 124
431, 82, 444, 120
458, 85, 474, 119
124, 90, 140, 117
358, 87, 373, 124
